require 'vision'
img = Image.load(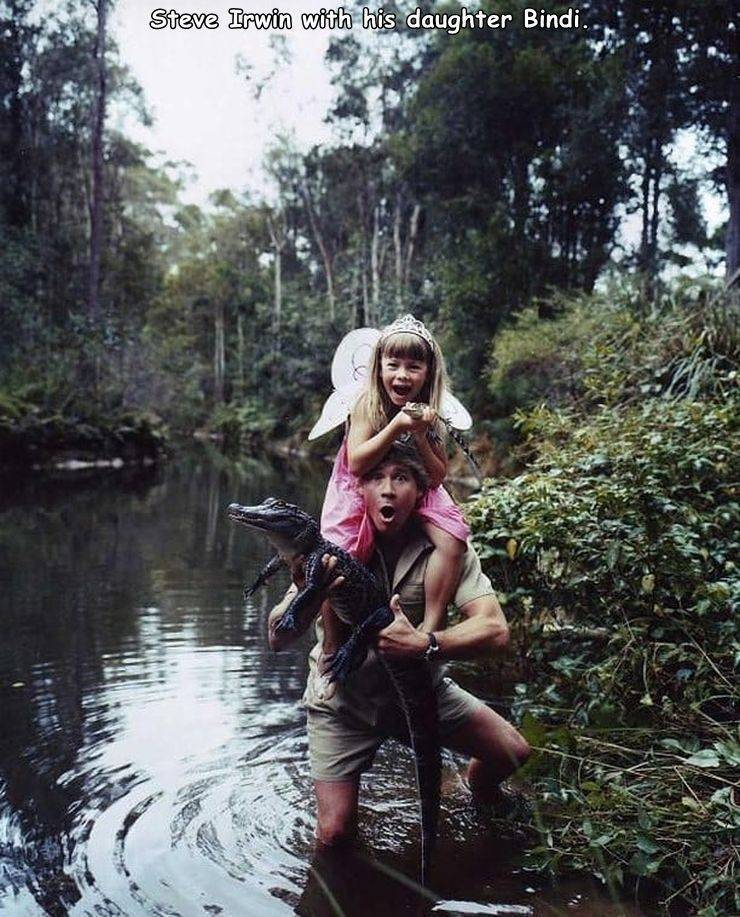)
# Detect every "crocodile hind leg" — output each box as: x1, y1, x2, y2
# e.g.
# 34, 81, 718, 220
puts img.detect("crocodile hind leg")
324, 604, 394, 684
244, 553, 285, 600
